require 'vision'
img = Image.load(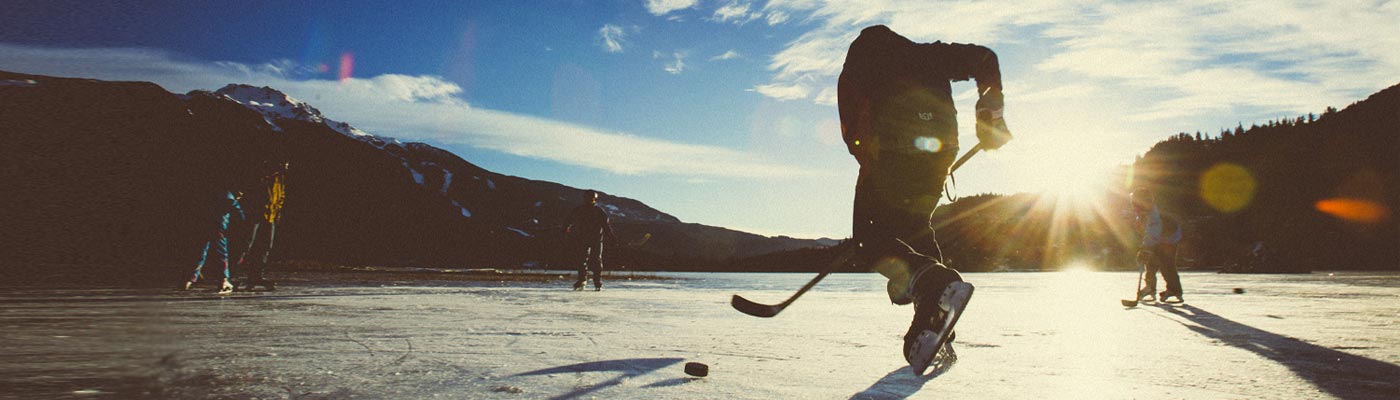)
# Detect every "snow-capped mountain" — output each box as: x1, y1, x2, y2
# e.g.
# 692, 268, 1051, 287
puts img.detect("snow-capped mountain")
207, 84, 678, 231
212, 84, 372, 139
